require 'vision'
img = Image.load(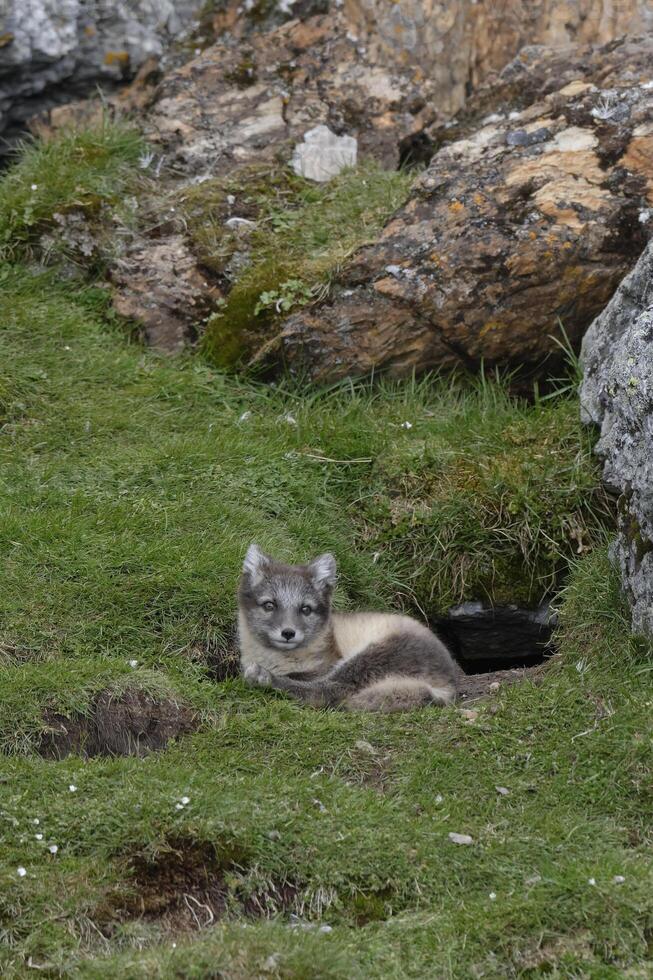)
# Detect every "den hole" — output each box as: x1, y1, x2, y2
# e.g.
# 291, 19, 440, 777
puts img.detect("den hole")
435, 601, 556, 675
